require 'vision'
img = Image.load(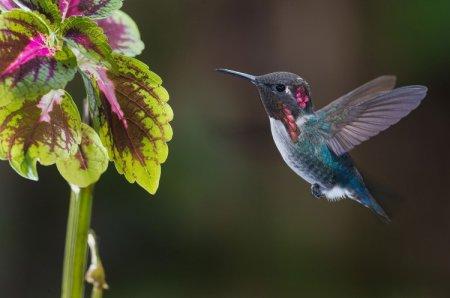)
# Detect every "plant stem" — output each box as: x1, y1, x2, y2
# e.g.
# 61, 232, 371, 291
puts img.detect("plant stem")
91, 288, 103, 298
86, 230, 109, 298
61, 184, 94, 298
